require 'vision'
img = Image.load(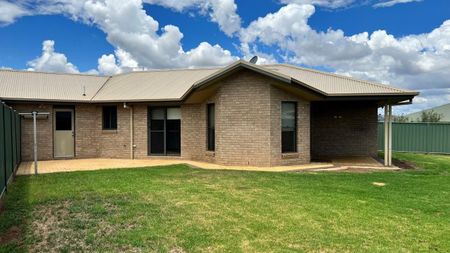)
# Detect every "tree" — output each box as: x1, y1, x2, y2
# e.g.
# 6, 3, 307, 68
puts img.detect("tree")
419, 110, 443, 123
392, 115, 410, 123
